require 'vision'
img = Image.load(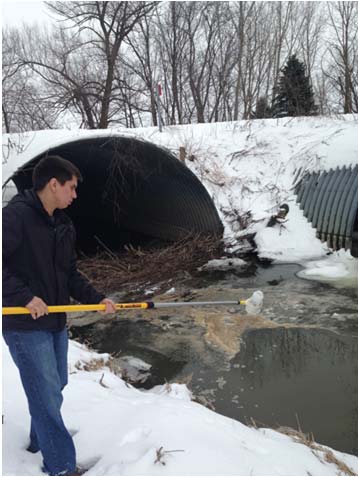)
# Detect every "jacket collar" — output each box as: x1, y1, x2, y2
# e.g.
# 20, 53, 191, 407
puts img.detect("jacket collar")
13, 189, 71, 227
